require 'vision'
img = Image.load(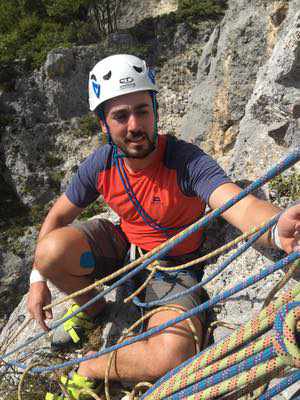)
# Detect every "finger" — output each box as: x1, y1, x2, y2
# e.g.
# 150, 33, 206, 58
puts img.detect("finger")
44, 309, 53, 320
295, 222, 300, 232
34, 305, 49, 332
